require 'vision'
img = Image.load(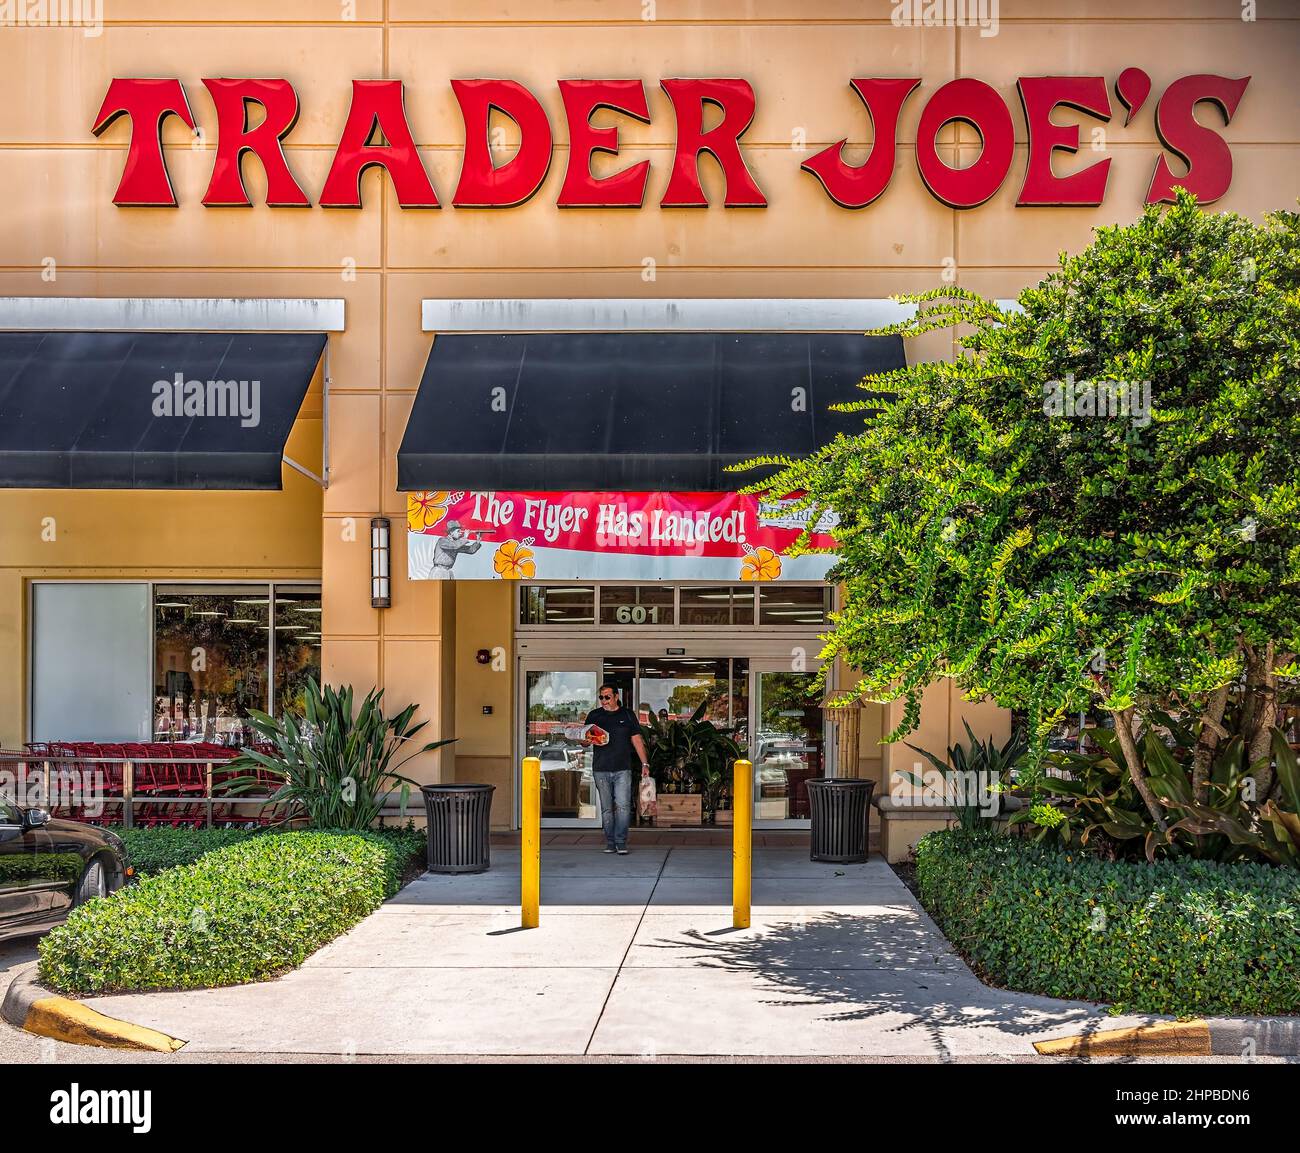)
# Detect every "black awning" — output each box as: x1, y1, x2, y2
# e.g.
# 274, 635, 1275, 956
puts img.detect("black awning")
0, 331, 325, 489
397, 332, 904, 491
